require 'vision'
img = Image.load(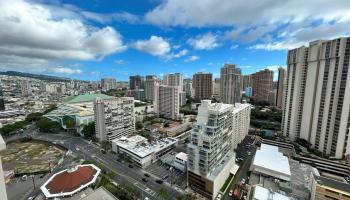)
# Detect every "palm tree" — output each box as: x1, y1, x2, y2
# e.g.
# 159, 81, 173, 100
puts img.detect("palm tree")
158, 187, 168, 200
